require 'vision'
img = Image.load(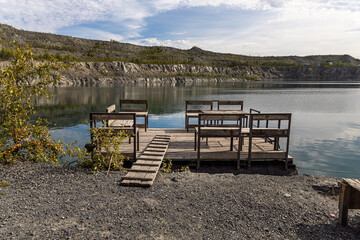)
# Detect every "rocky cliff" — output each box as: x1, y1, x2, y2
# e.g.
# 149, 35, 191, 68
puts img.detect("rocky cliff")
58, 61, 360, 85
